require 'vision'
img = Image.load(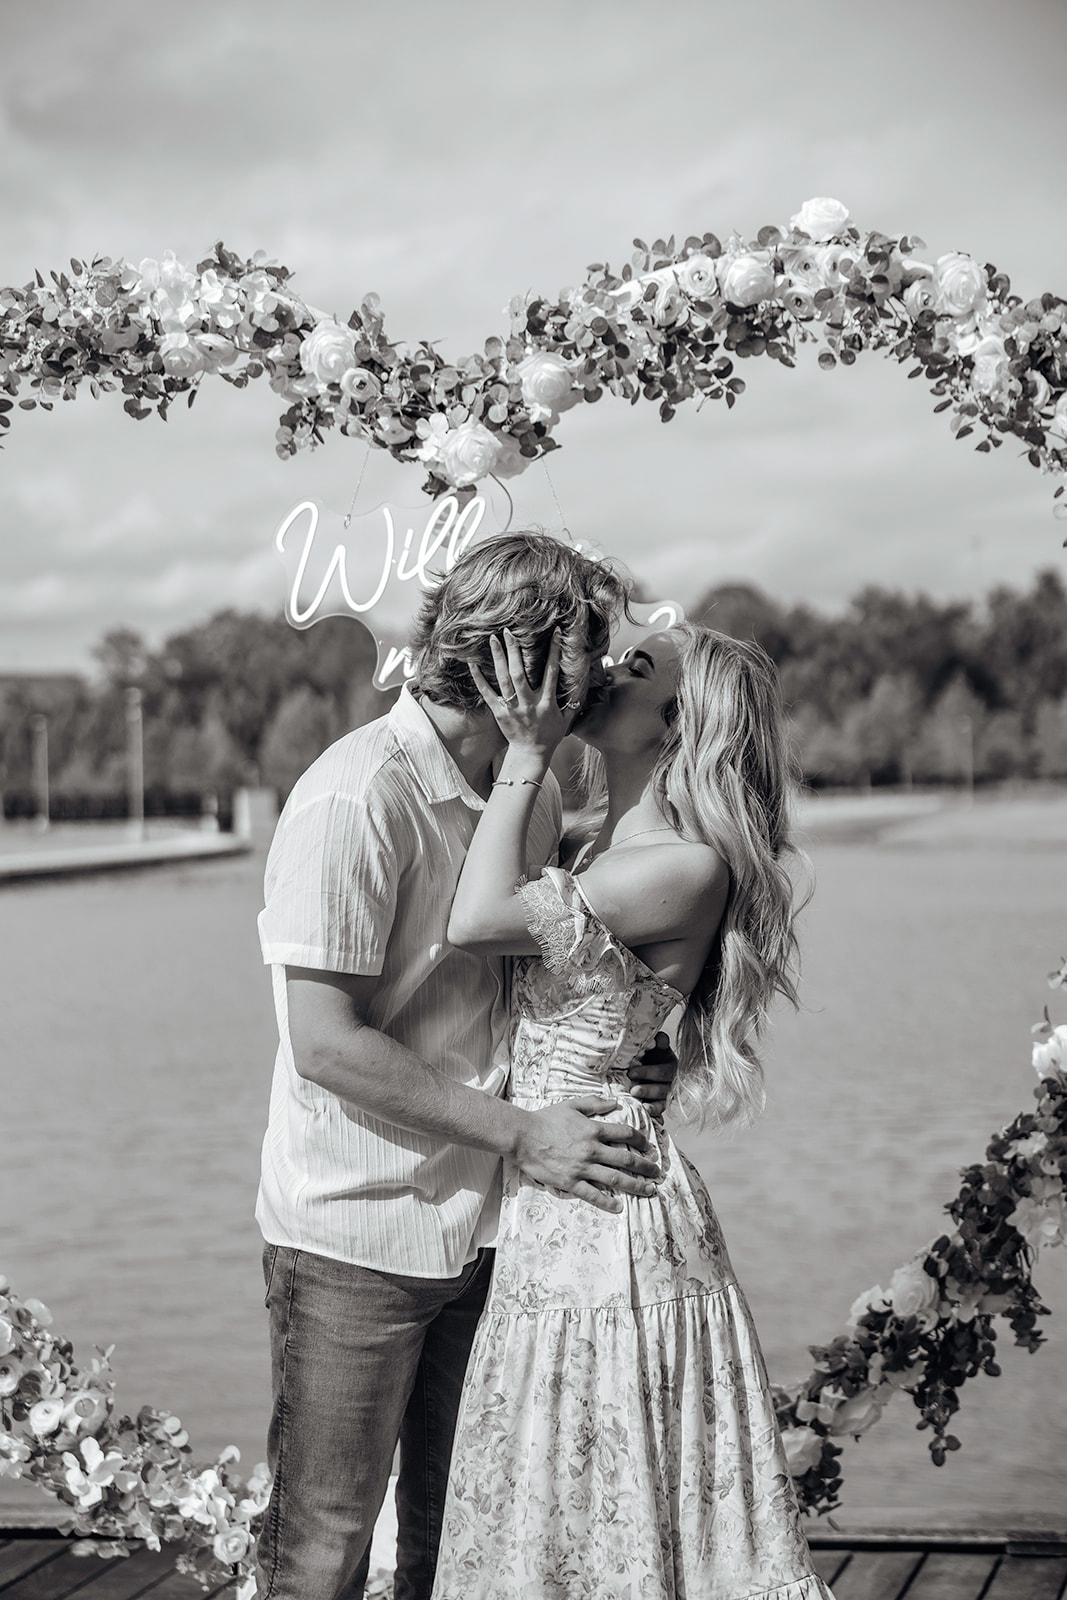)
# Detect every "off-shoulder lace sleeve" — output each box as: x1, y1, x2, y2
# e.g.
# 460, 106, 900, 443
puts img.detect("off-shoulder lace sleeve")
516, 867, 624, 995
